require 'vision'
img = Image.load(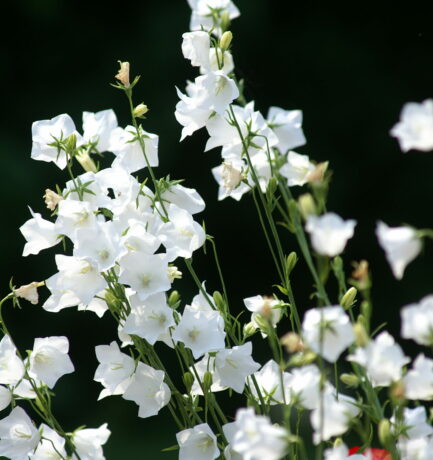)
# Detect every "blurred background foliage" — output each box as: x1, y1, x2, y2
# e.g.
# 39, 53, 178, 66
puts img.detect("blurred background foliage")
2, 0, 433, 457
